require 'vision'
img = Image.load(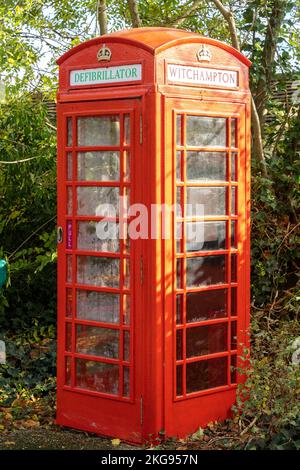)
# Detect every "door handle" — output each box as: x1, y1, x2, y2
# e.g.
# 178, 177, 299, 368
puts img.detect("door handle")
57, 226, 63, 244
